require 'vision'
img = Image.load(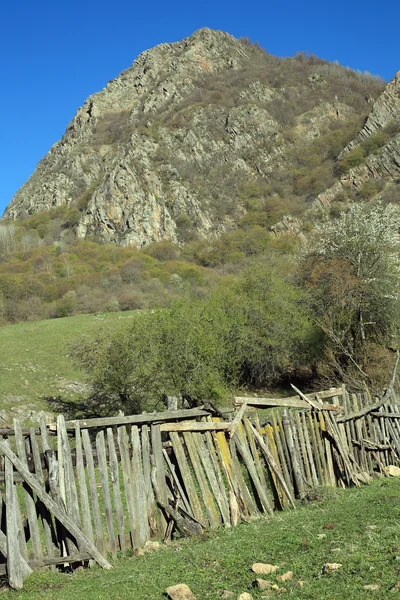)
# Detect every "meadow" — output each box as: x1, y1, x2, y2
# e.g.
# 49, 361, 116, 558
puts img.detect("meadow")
7, 478, 400, 599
